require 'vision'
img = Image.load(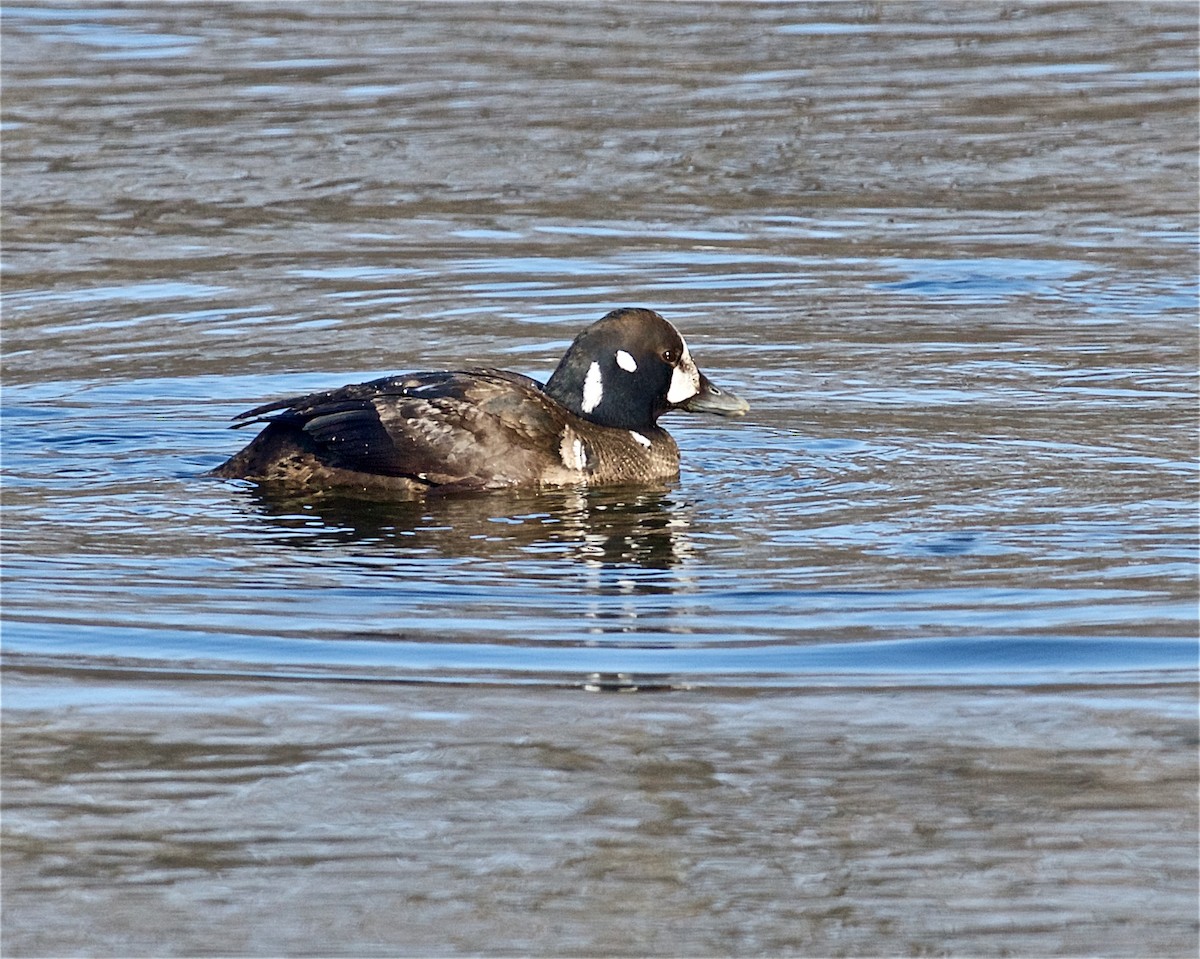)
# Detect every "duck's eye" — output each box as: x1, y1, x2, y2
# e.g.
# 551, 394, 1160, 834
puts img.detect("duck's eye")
661, 348, 678, 365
